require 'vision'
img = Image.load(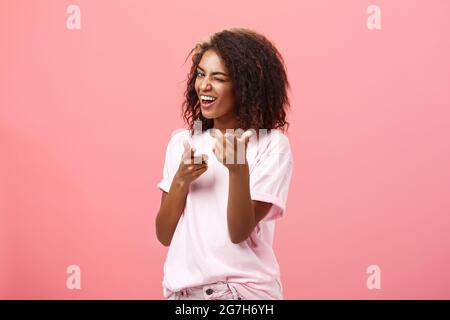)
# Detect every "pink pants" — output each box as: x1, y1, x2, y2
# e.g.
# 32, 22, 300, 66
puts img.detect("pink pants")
164, 279, 283, 300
